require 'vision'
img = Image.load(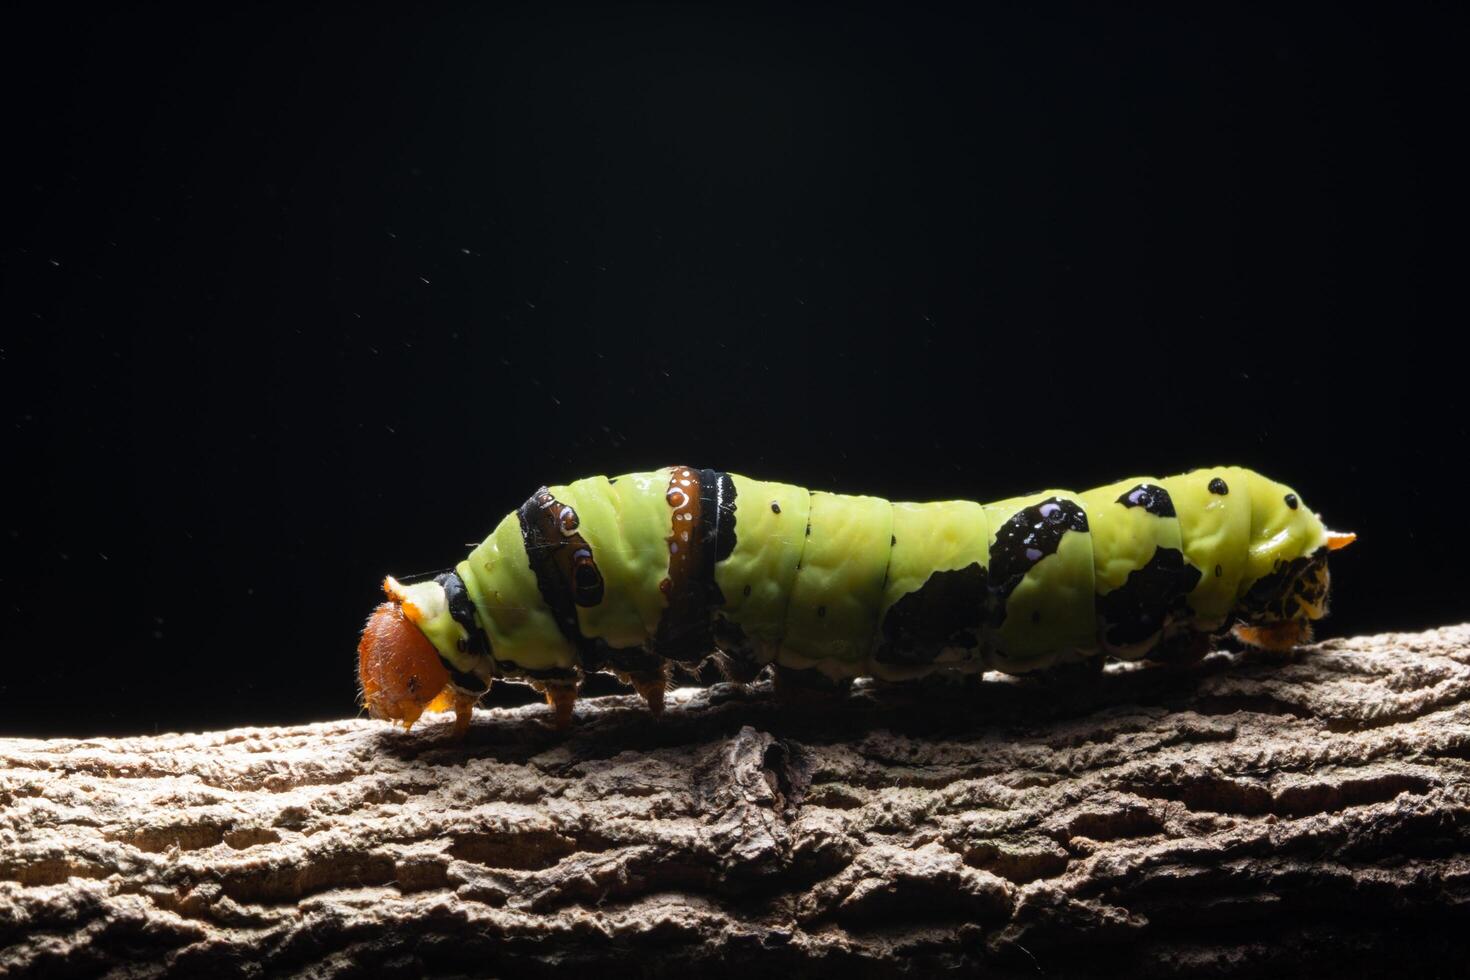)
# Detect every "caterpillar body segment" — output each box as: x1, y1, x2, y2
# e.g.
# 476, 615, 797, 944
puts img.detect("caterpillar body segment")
356, 466, 1354, 730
